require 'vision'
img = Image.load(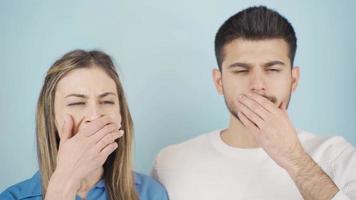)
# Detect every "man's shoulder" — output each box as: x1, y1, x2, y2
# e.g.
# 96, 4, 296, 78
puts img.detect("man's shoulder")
154, 130, 219, 166
297, 129, 354, 161
298, 129, 351, 149
0, 172, 42, 200
159, 130, 217, 155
